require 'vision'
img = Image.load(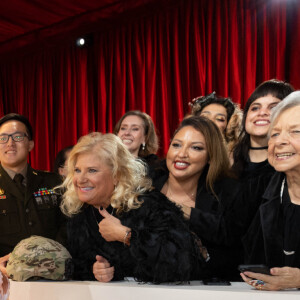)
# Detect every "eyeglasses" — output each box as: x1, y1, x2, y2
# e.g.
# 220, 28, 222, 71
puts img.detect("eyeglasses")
0, 133, 29, 144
